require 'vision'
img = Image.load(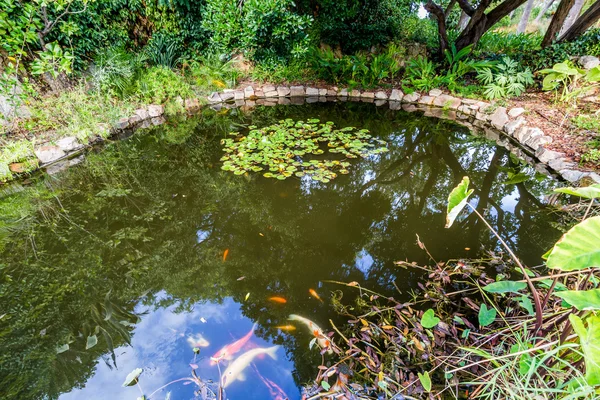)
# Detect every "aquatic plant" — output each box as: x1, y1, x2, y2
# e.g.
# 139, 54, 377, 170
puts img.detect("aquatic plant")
220, 119, 388, 182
